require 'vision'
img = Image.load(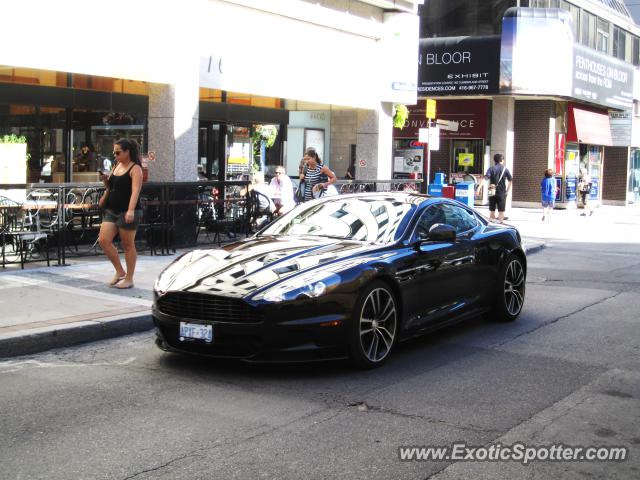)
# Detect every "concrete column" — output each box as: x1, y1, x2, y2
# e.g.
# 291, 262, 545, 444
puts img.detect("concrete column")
490, 97, 515, 210
356, 102, 394, 181
147, 68, 199, 182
